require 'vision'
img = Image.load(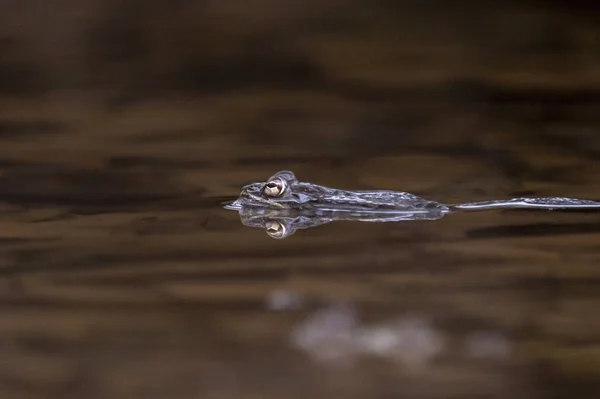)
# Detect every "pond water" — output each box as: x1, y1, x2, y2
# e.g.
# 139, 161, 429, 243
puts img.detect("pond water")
0, 92, 598, 399
1, 1, 600, 398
